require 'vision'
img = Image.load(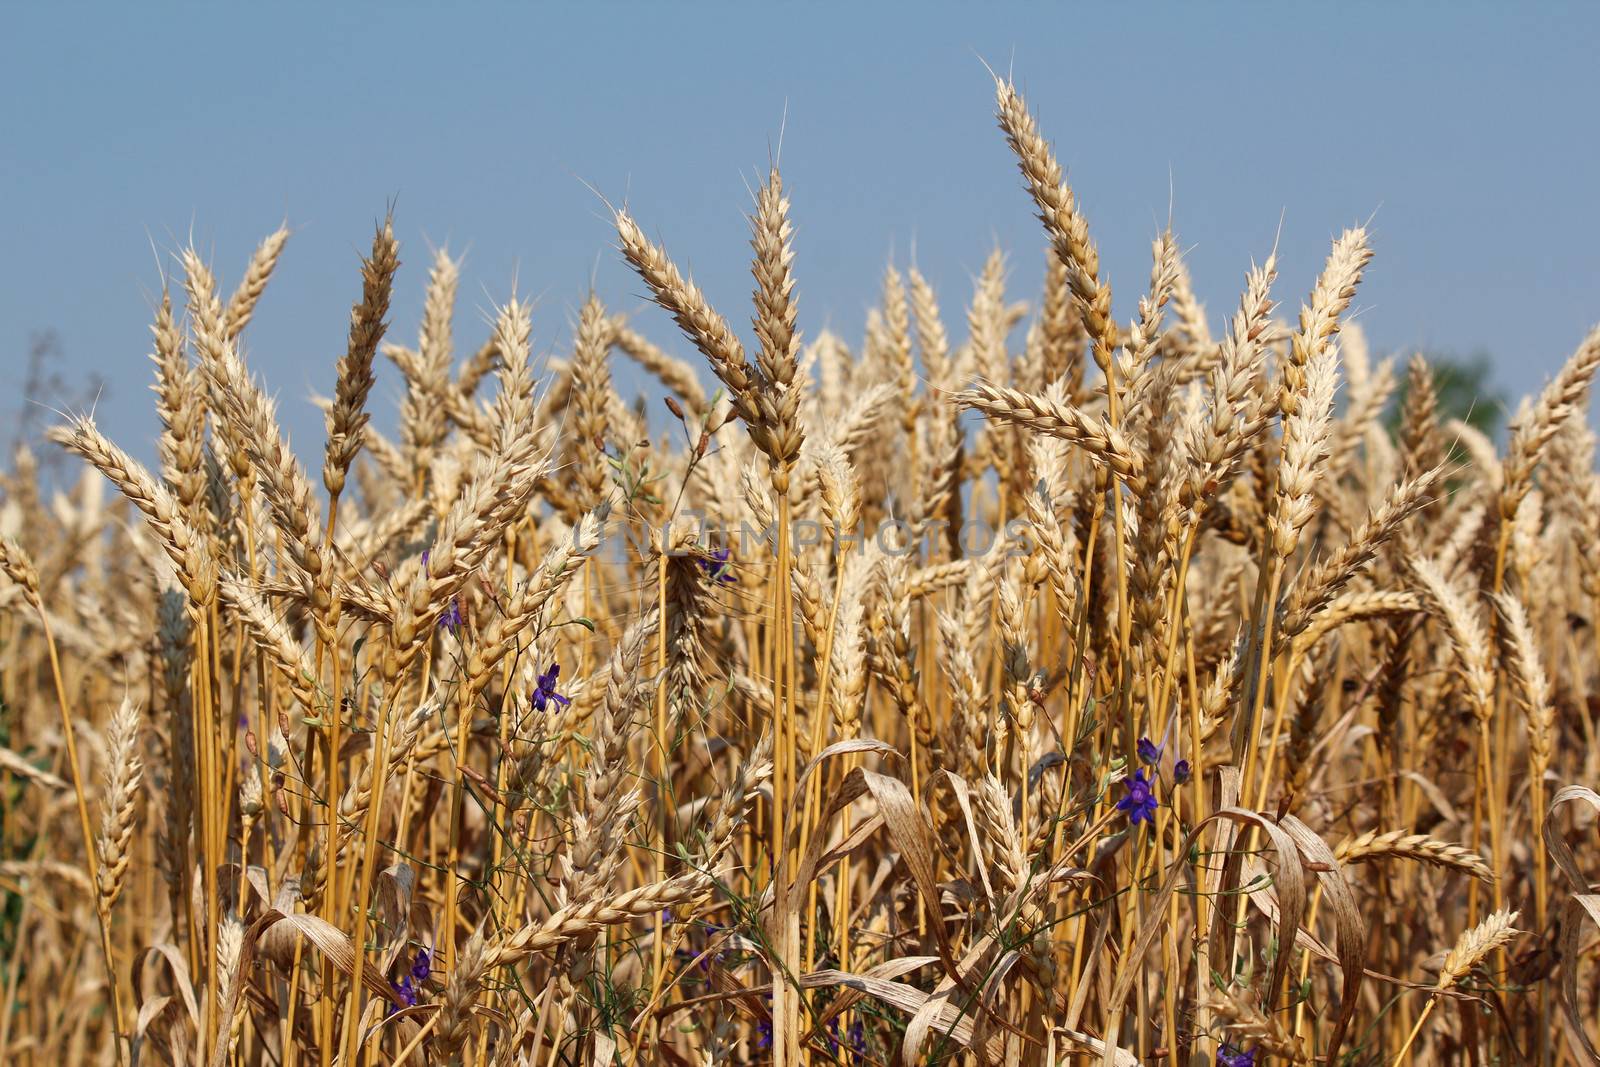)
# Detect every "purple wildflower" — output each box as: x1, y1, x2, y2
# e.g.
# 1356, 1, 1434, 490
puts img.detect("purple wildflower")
1116, 768, 1159, 826
532, 663, 570, 713
1137, 736, 1161, 764
390, 974, 417, 1013
848, 1018, 867, 1061
700, 546, 736, 584
1173, 759, 1192, 785
410, 947, 431, 982
439, 597, 463, 634
825, 1017, 869, 1062
1217, 1044, 1255, 1067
